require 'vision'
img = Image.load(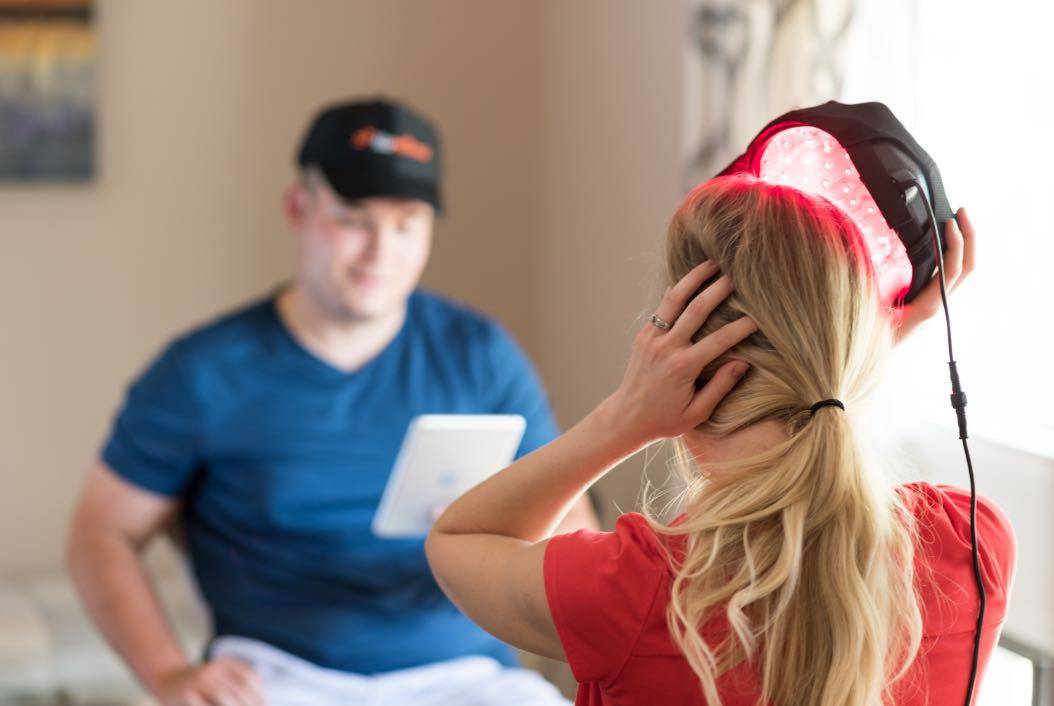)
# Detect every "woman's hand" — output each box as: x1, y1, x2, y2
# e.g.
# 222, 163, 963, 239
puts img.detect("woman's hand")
894, 207, 976, 343
426, 261, 757, 663
599, 260, 758, 451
